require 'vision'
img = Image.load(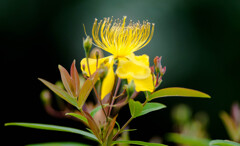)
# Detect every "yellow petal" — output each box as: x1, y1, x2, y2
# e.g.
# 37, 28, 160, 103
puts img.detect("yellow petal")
132, 75, 154, 92
117, 54, 154, 92
129, 54, 150, 66
80, 56, 113, 76
116, 54, 151, 79
101, 63, 115, 99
